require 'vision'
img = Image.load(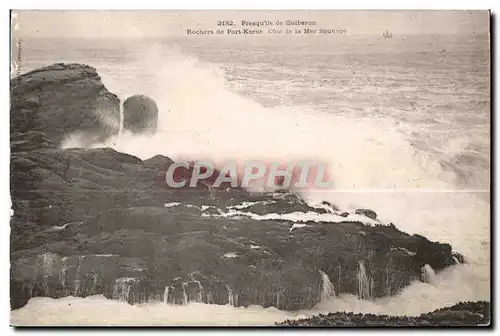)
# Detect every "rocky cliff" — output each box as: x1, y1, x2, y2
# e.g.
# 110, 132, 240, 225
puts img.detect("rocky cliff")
10, 63, 121, 148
